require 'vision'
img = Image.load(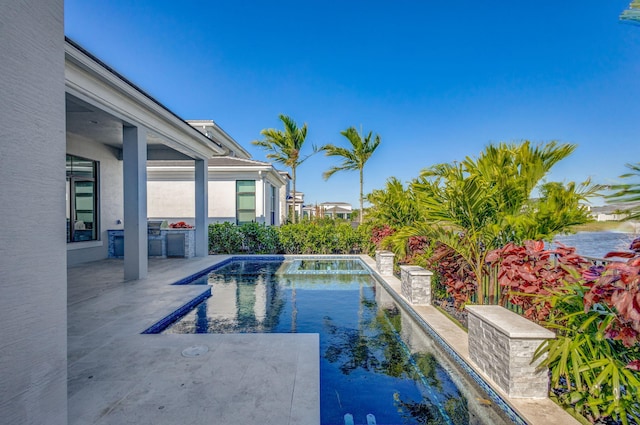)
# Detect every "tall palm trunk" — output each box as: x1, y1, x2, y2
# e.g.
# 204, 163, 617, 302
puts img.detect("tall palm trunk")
291, 166, 297, 224
359, 168, 364, 225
